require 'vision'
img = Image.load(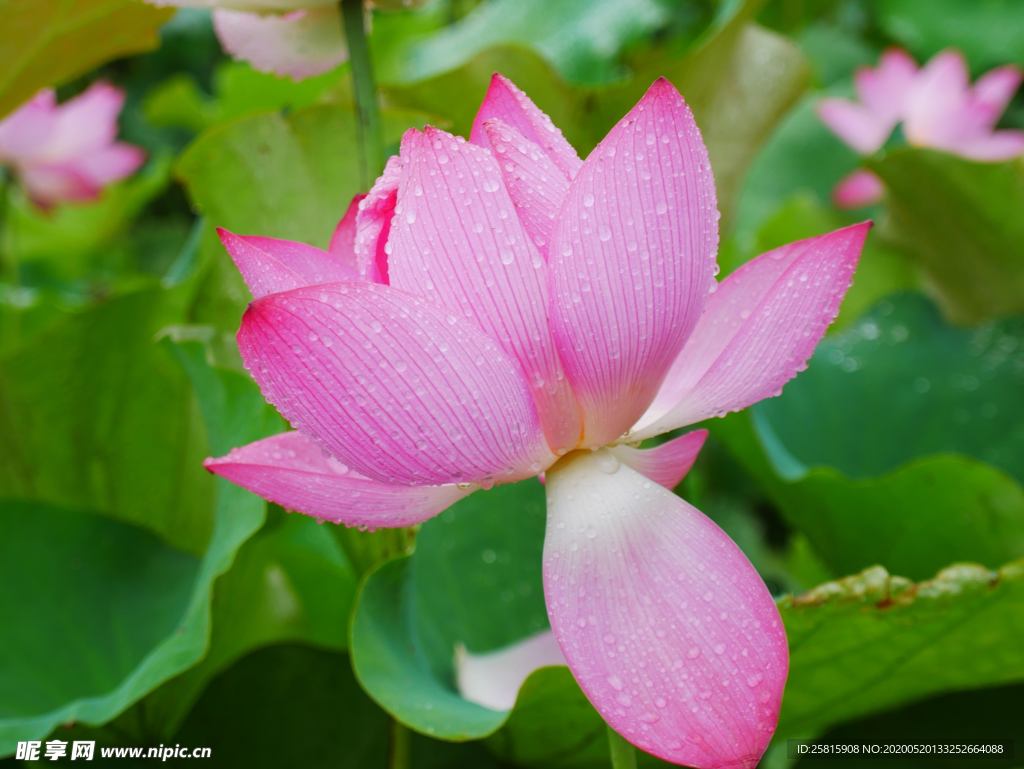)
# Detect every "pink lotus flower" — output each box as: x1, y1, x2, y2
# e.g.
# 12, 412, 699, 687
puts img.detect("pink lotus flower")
819, 48, 1024, 208
0, 83, 145, 209
205, 75, 868, 766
